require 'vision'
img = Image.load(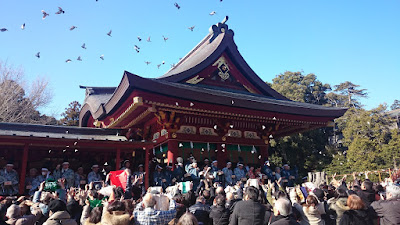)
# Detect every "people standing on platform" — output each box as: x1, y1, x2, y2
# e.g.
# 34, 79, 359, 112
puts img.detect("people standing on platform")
74, 166, 87, 188
153, 165, 168, 190
247, 165, 256, 179
203, 158, 211, 169
262, 161, 274, 180
234, 163, 246, 181
281, 164, 296, 187
121, 160, 131, 170
88, 164, 103, 189
31, 167, 53, 195
188, 160, 201, 190
0, 162, 19, 196
173, 162, 186, 183
274, 167, 282, 182
53, 161, 75, 189
211, 160, 223, 185
25, 168, 37, 195
223, 162, 235, 187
